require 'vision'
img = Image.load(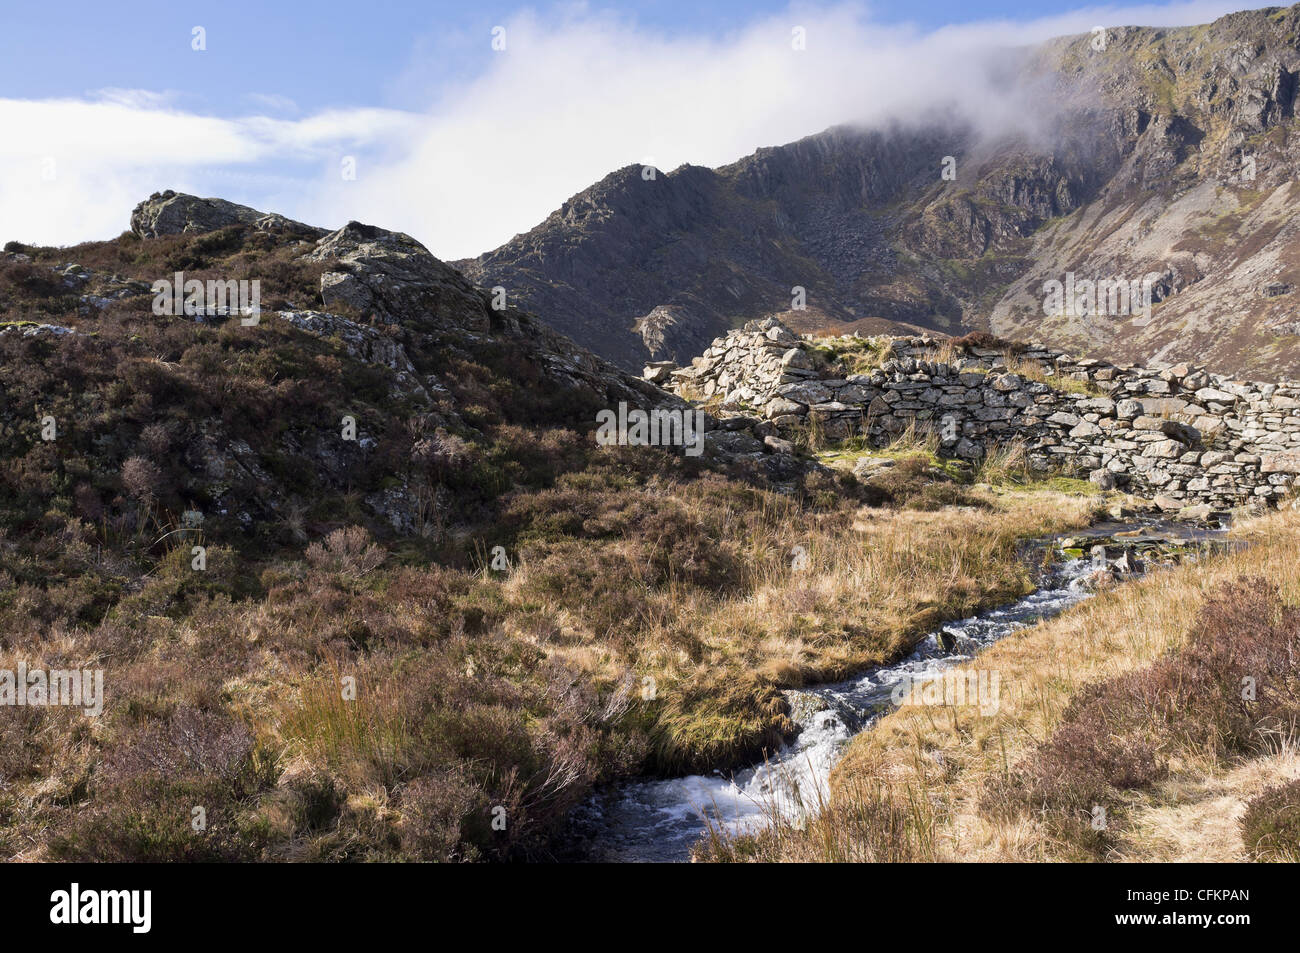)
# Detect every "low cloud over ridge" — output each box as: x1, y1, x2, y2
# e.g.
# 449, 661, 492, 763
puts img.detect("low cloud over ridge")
0, 1, 1248, 257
